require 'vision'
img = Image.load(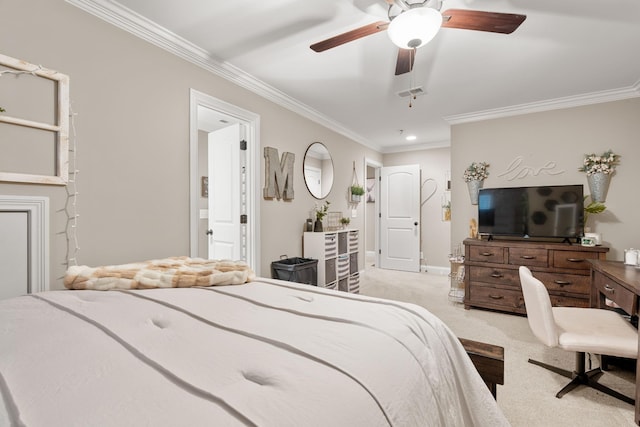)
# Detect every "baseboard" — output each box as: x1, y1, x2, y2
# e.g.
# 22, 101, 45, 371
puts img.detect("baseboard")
422, 265, 451, 275
364, 251, 450, 275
